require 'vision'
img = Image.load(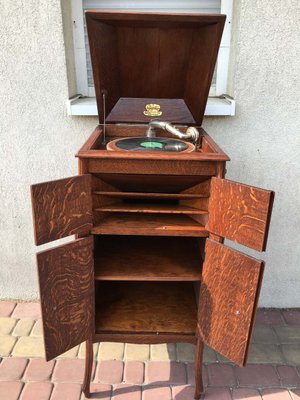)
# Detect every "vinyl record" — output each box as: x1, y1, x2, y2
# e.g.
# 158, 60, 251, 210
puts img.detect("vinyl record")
107, 137, 194, 152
